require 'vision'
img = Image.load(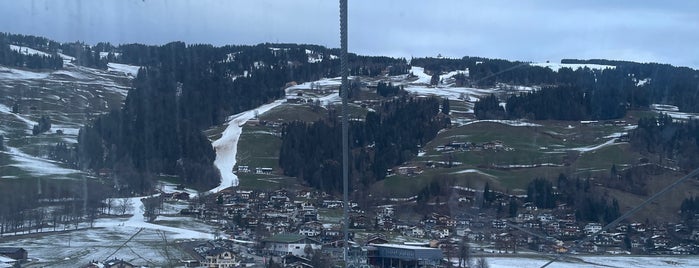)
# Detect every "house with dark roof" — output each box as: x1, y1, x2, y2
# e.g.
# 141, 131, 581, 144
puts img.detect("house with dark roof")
367, 243, 443, 268
262, 233, 321, 257
103, 258, 135, 268
0, 247, 27, 261
202, 247, 239, 268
